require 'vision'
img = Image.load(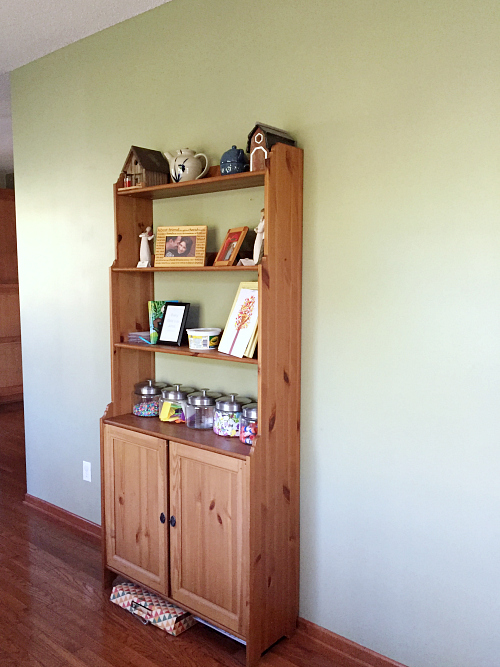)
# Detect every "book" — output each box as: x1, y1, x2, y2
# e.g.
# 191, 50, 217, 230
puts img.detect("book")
148, 301, 167, 344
